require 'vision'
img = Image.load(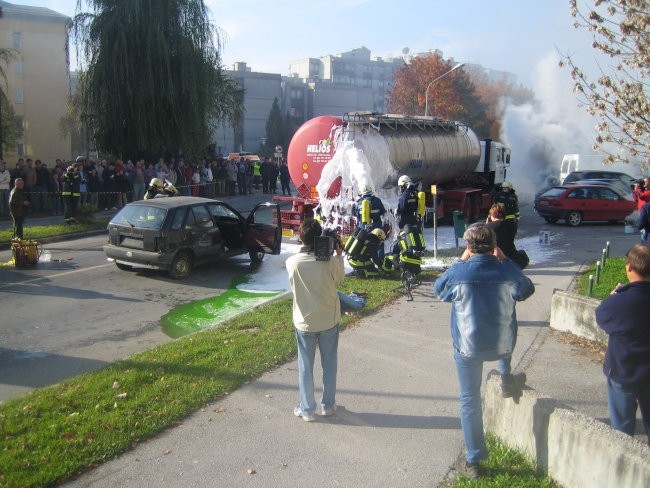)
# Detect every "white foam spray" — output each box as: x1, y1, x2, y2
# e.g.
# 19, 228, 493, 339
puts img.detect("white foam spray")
316, 126, 401, 237
501, 52, 643, 204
